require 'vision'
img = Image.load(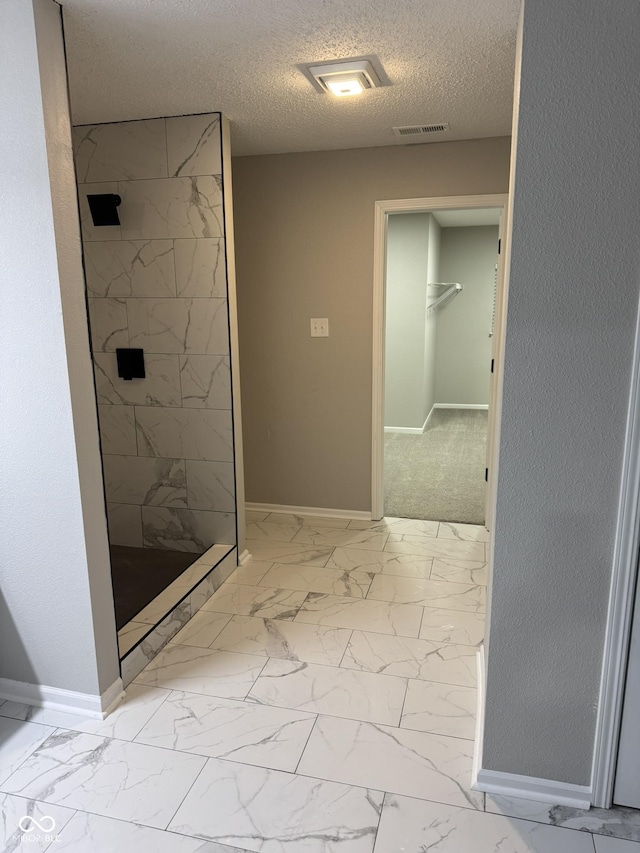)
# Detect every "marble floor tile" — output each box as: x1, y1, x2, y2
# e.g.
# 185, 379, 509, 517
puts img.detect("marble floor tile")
485, 795, 640, 843
594, 838, 640, 852
118, 620, 151, 656
248, 658, 407, 726
202, 583, 309, 620
430, 557, 488, 586
367, 575, 486, 612
259, 563, 374, 598
291, 526, 388, 551
134, 643, 266, 698
348, 517, 439, 537
245, 541, 333, 567
245, 521, 301, 543
438, 521, 490, 542
385, 534, 485, 562
373, 794, 595, 853
169, 609, 232, 648
419, 606, 486, 646
0, 717, 55, 786
341, 631, 477, 686
297, 716, 483, 810
400, 679, 477, 739
210, 615, 352, 665
245, 510, 269, 522
227, 561, 273, 586
327, 547, 433, 579
0, 684, 171, 743
53, 811, 246, 852
135, 690, 316, 772
266, 512, 350, 528
2, 730, 206, 829
168, 756, 383, 852
295, 593, 423, 638
0, 792, 75, 852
